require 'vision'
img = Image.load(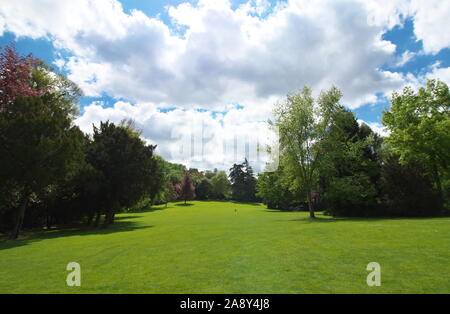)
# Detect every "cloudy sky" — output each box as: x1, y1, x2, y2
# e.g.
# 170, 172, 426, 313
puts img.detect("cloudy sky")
1, 0, 449, 171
